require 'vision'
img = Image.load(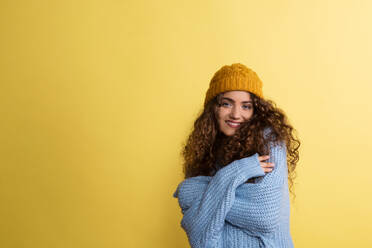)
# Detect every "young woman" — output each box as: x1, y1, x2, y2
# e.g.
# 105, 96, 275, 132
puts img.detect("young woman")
173, 63, 300, 248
